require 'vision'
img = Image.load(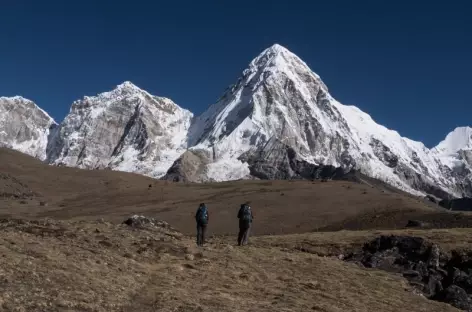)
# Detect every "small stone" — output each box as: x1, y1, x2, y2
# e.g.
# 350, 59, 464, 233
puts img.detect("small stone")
123, 252, 134, 259
185, 254, 195, 261
403, 270, 421, 278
